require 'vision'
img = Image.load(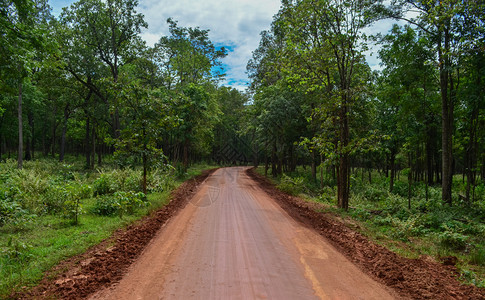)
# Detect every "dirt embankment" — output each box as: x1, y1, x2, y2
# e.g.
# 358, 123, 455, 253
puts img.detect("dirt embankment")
12, 169, 216, 300
246, 168, 485, 300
